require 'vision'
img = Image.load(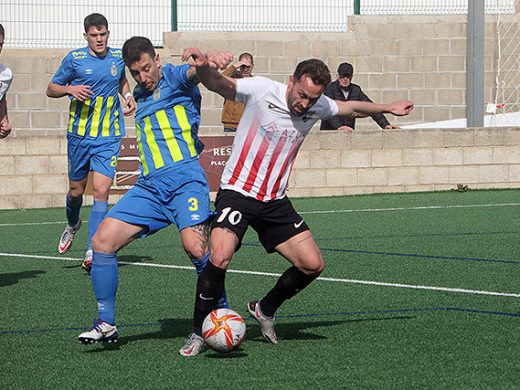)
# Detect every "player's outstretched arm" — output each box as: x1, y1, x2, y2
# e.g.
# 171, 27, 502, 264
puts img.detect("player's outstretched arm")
336, 99, 414, 119
183, 47, 237, 100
